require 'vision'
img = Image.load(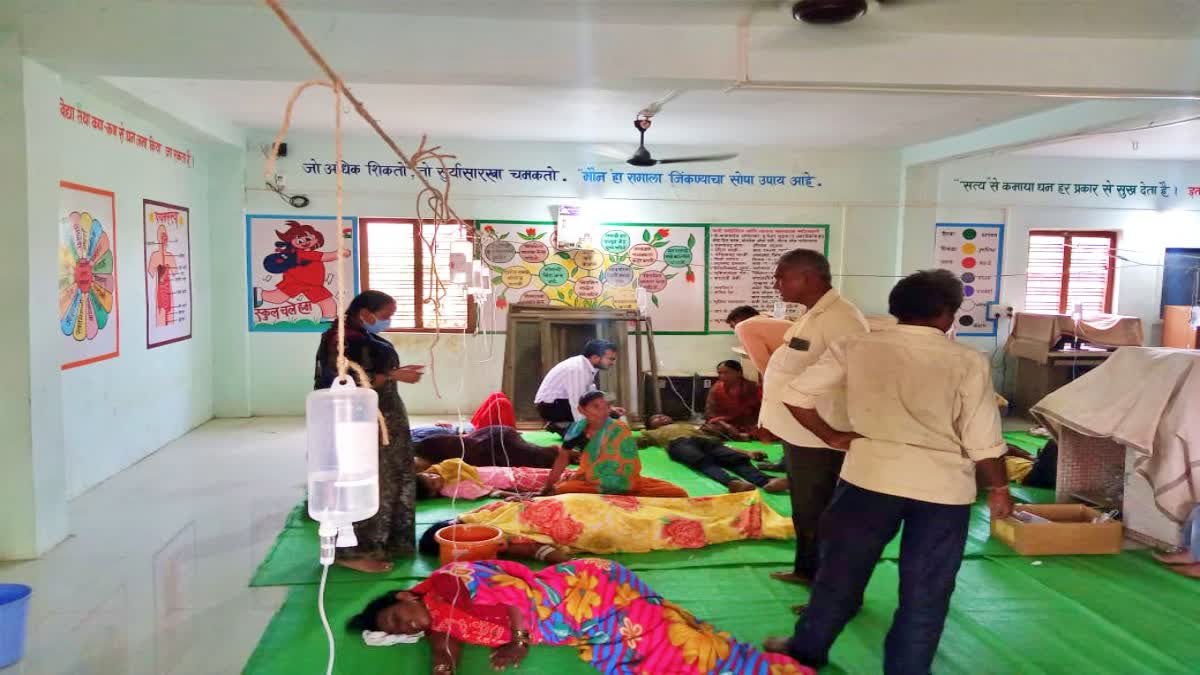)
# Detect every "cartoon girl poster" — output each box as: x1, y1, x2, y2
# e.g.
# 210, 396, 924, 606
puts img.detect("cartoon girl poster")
245, 214, 358, 332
